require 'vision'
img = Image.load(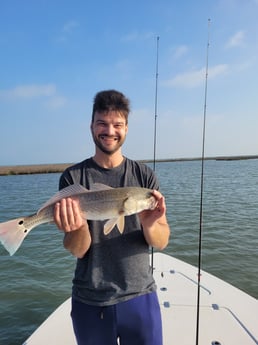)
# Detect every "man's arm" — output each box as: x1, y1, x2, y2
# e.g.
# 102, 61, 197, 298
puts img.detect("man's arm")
54, 198, 91, 258
139, 190, 170, 250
